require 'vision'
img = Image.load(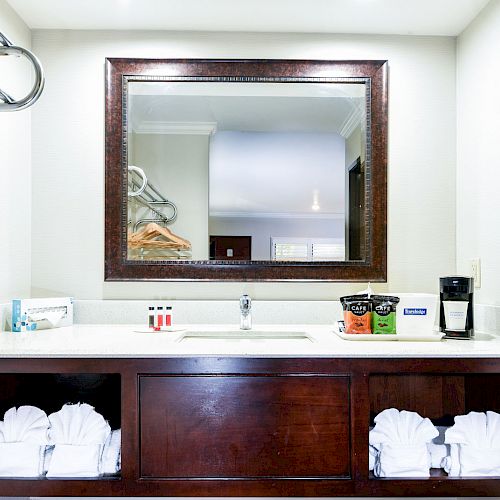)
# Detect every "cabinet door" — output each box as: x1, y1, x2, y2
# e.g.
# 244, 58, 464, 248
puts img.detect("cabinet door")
139, 375, 350, 479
